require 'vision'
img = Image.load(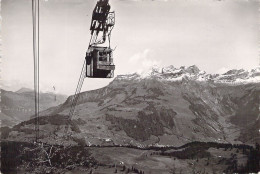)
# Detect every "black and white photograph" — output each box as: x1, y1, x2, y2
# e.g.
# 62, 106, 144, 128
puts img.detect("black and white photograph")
0, 0, 260, 173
